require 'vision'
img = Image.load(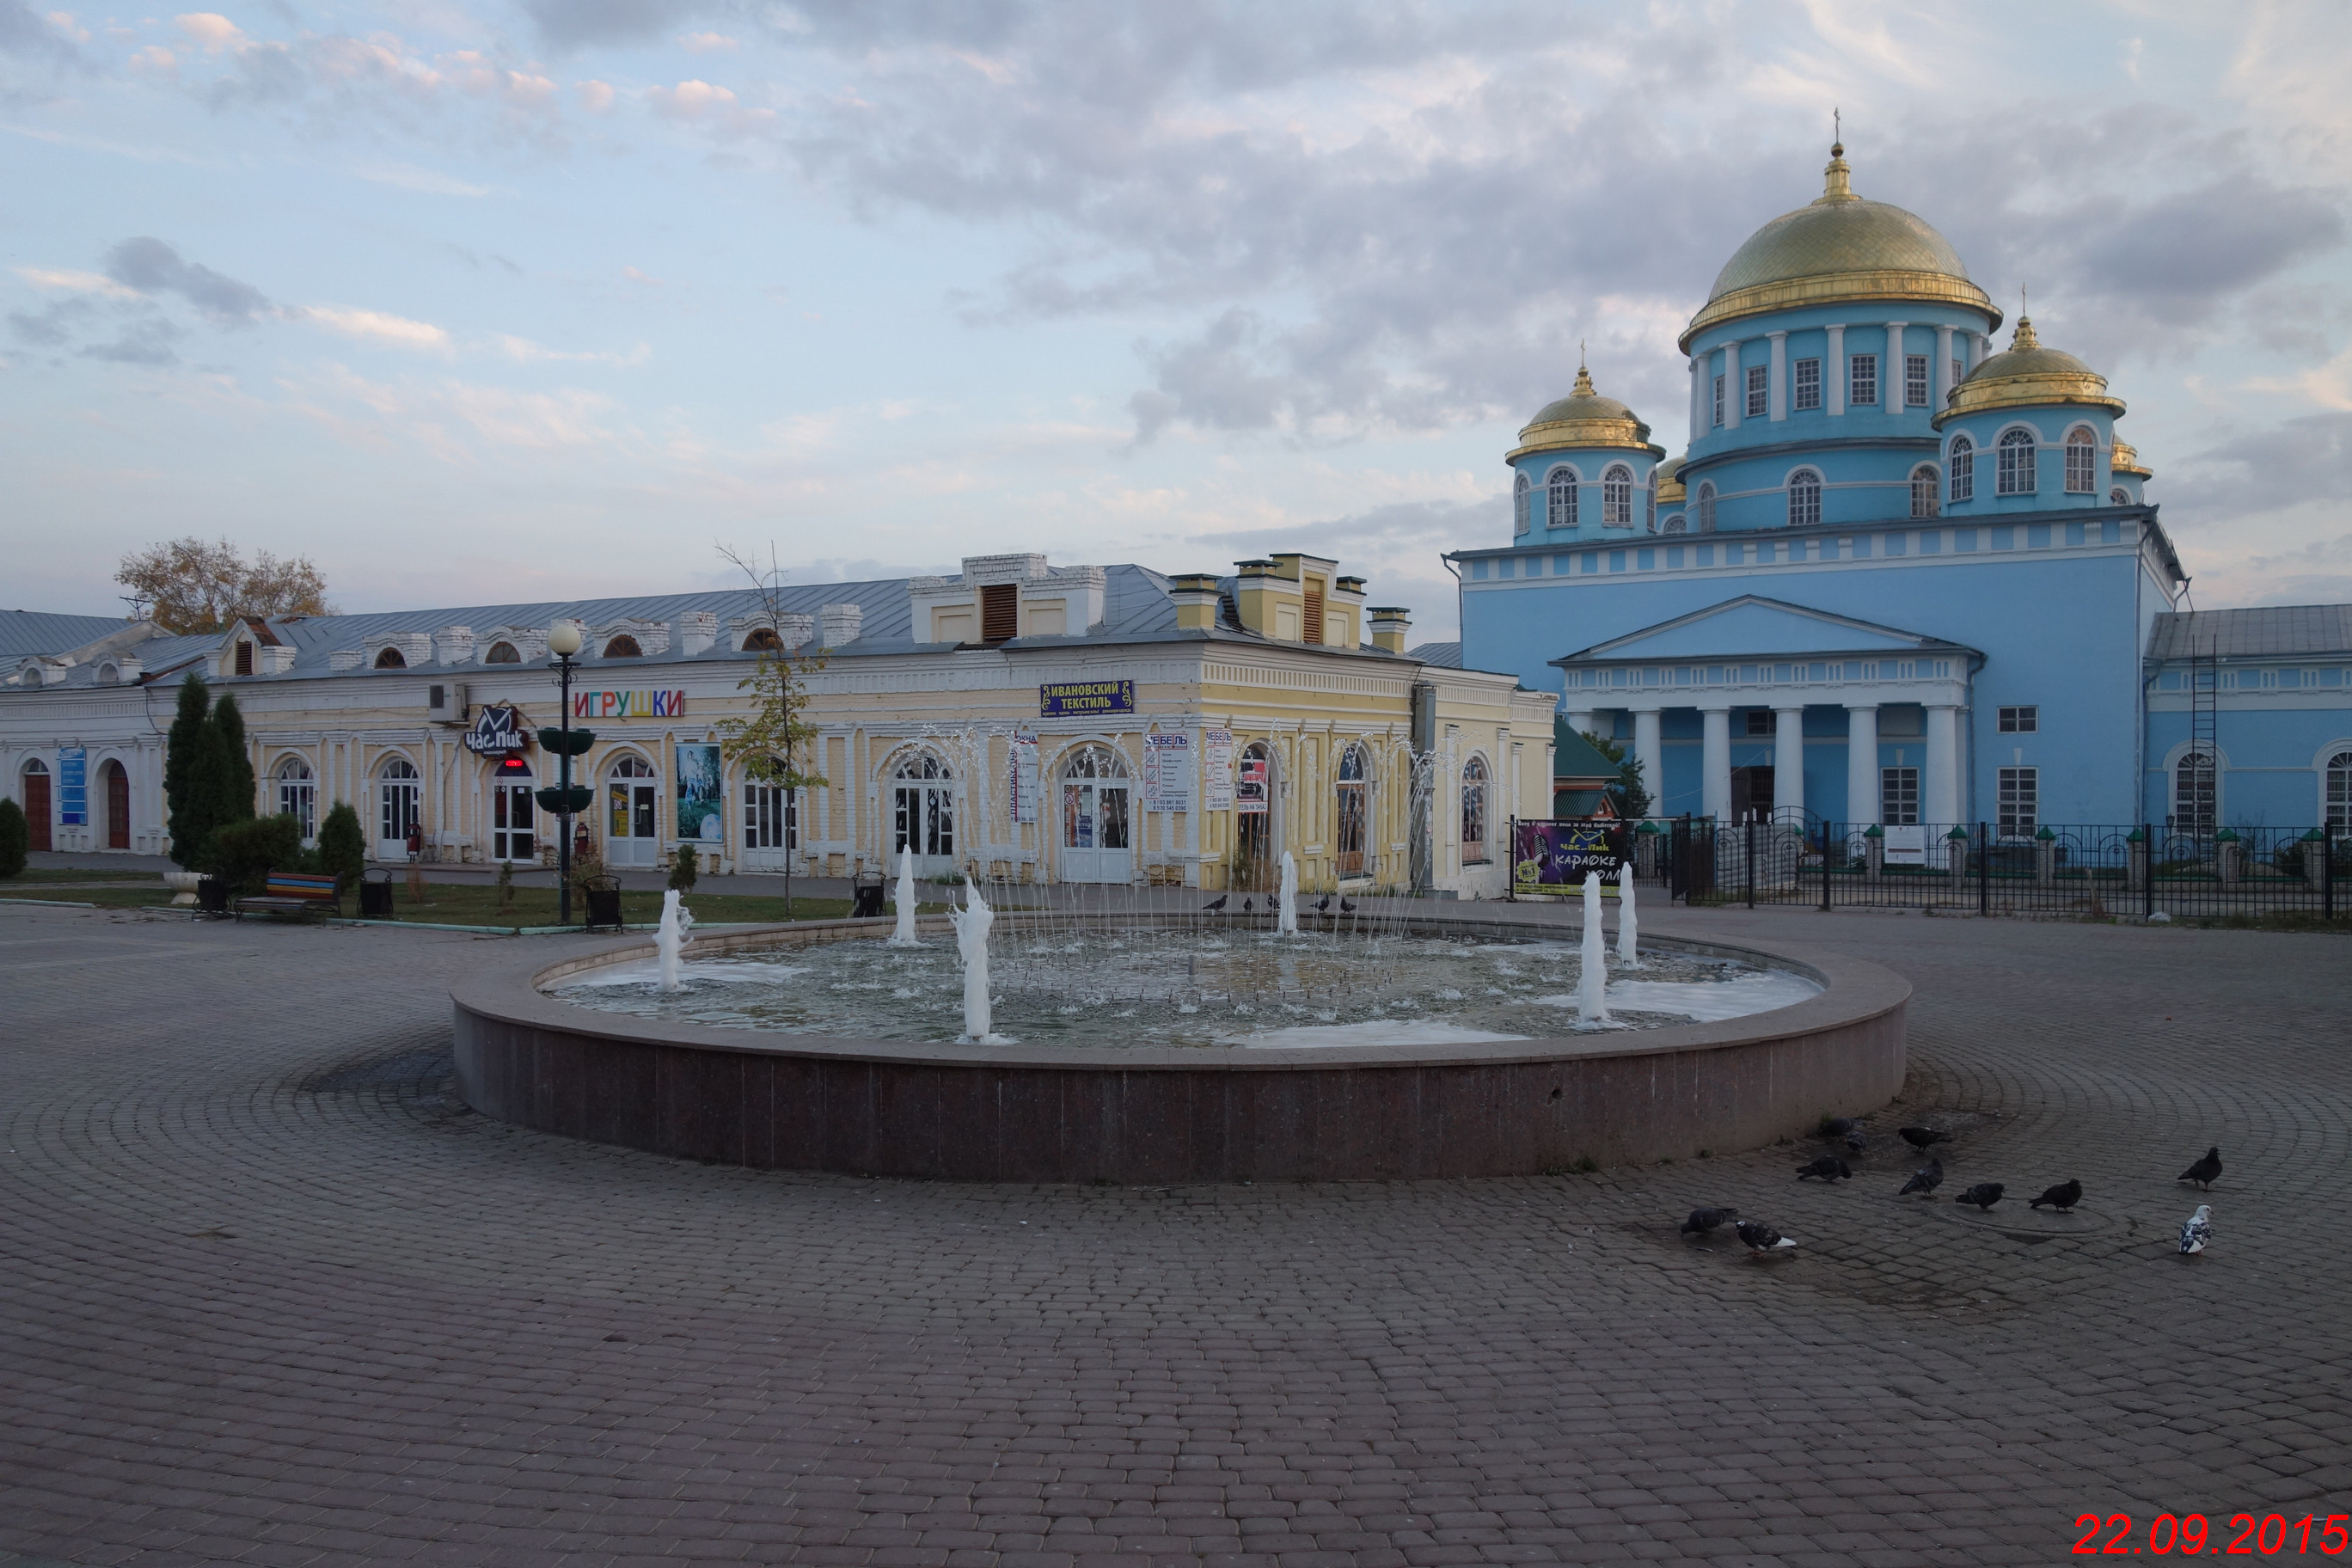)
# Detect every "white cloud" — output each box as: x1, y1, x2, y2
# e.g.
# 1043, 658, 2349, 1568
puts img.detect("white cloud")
349, 161, 490, 197
646, 78, 736, 119
493, 334, 651, 367
576, 79, 615, 113
175, 12, 244, 52
295, 305, 453, 353
14, 266, 140, 298
46, 11, 90, 44
678, 32, 737, 54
